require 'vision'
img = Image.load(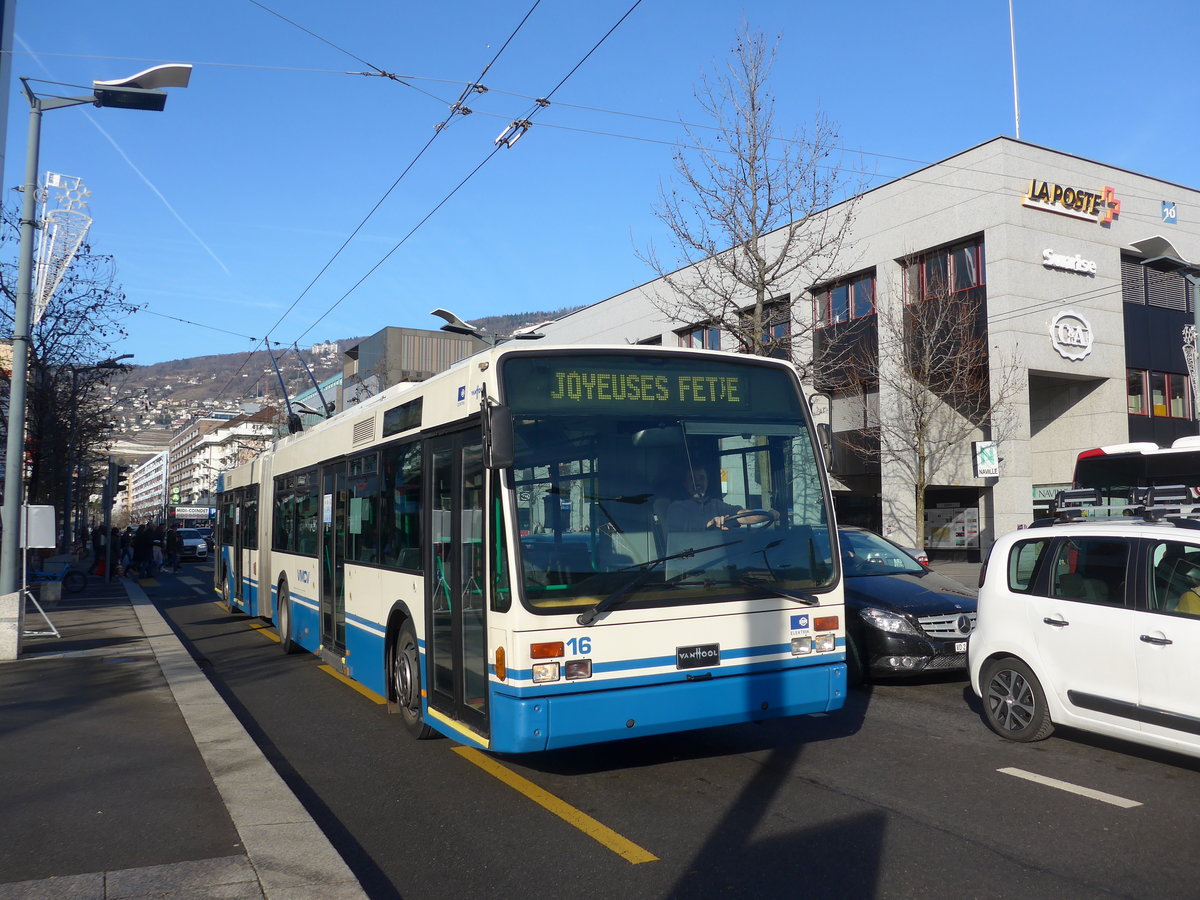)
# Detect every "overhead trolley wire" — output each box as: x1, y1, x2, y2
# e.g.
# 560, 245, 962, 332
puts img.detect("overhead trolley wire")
209, 0, 546, 407
287, 0, 645, 347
